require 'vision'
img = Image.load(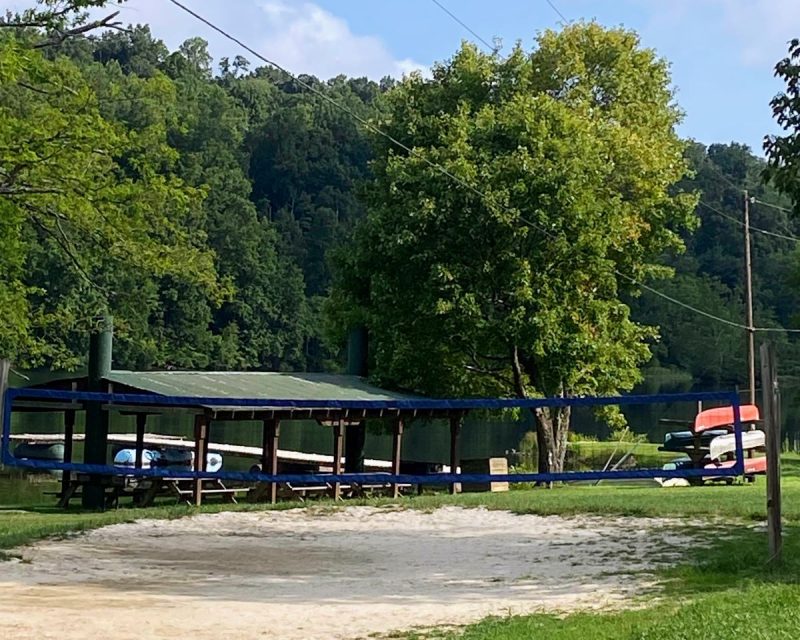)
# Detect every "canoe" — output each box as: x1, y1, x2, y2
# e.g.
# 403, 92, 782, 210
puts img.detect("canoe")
704, 456, 767, 474
660, 429, 728, 452
694, 404, 759, 433
708, 430, 765, 461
